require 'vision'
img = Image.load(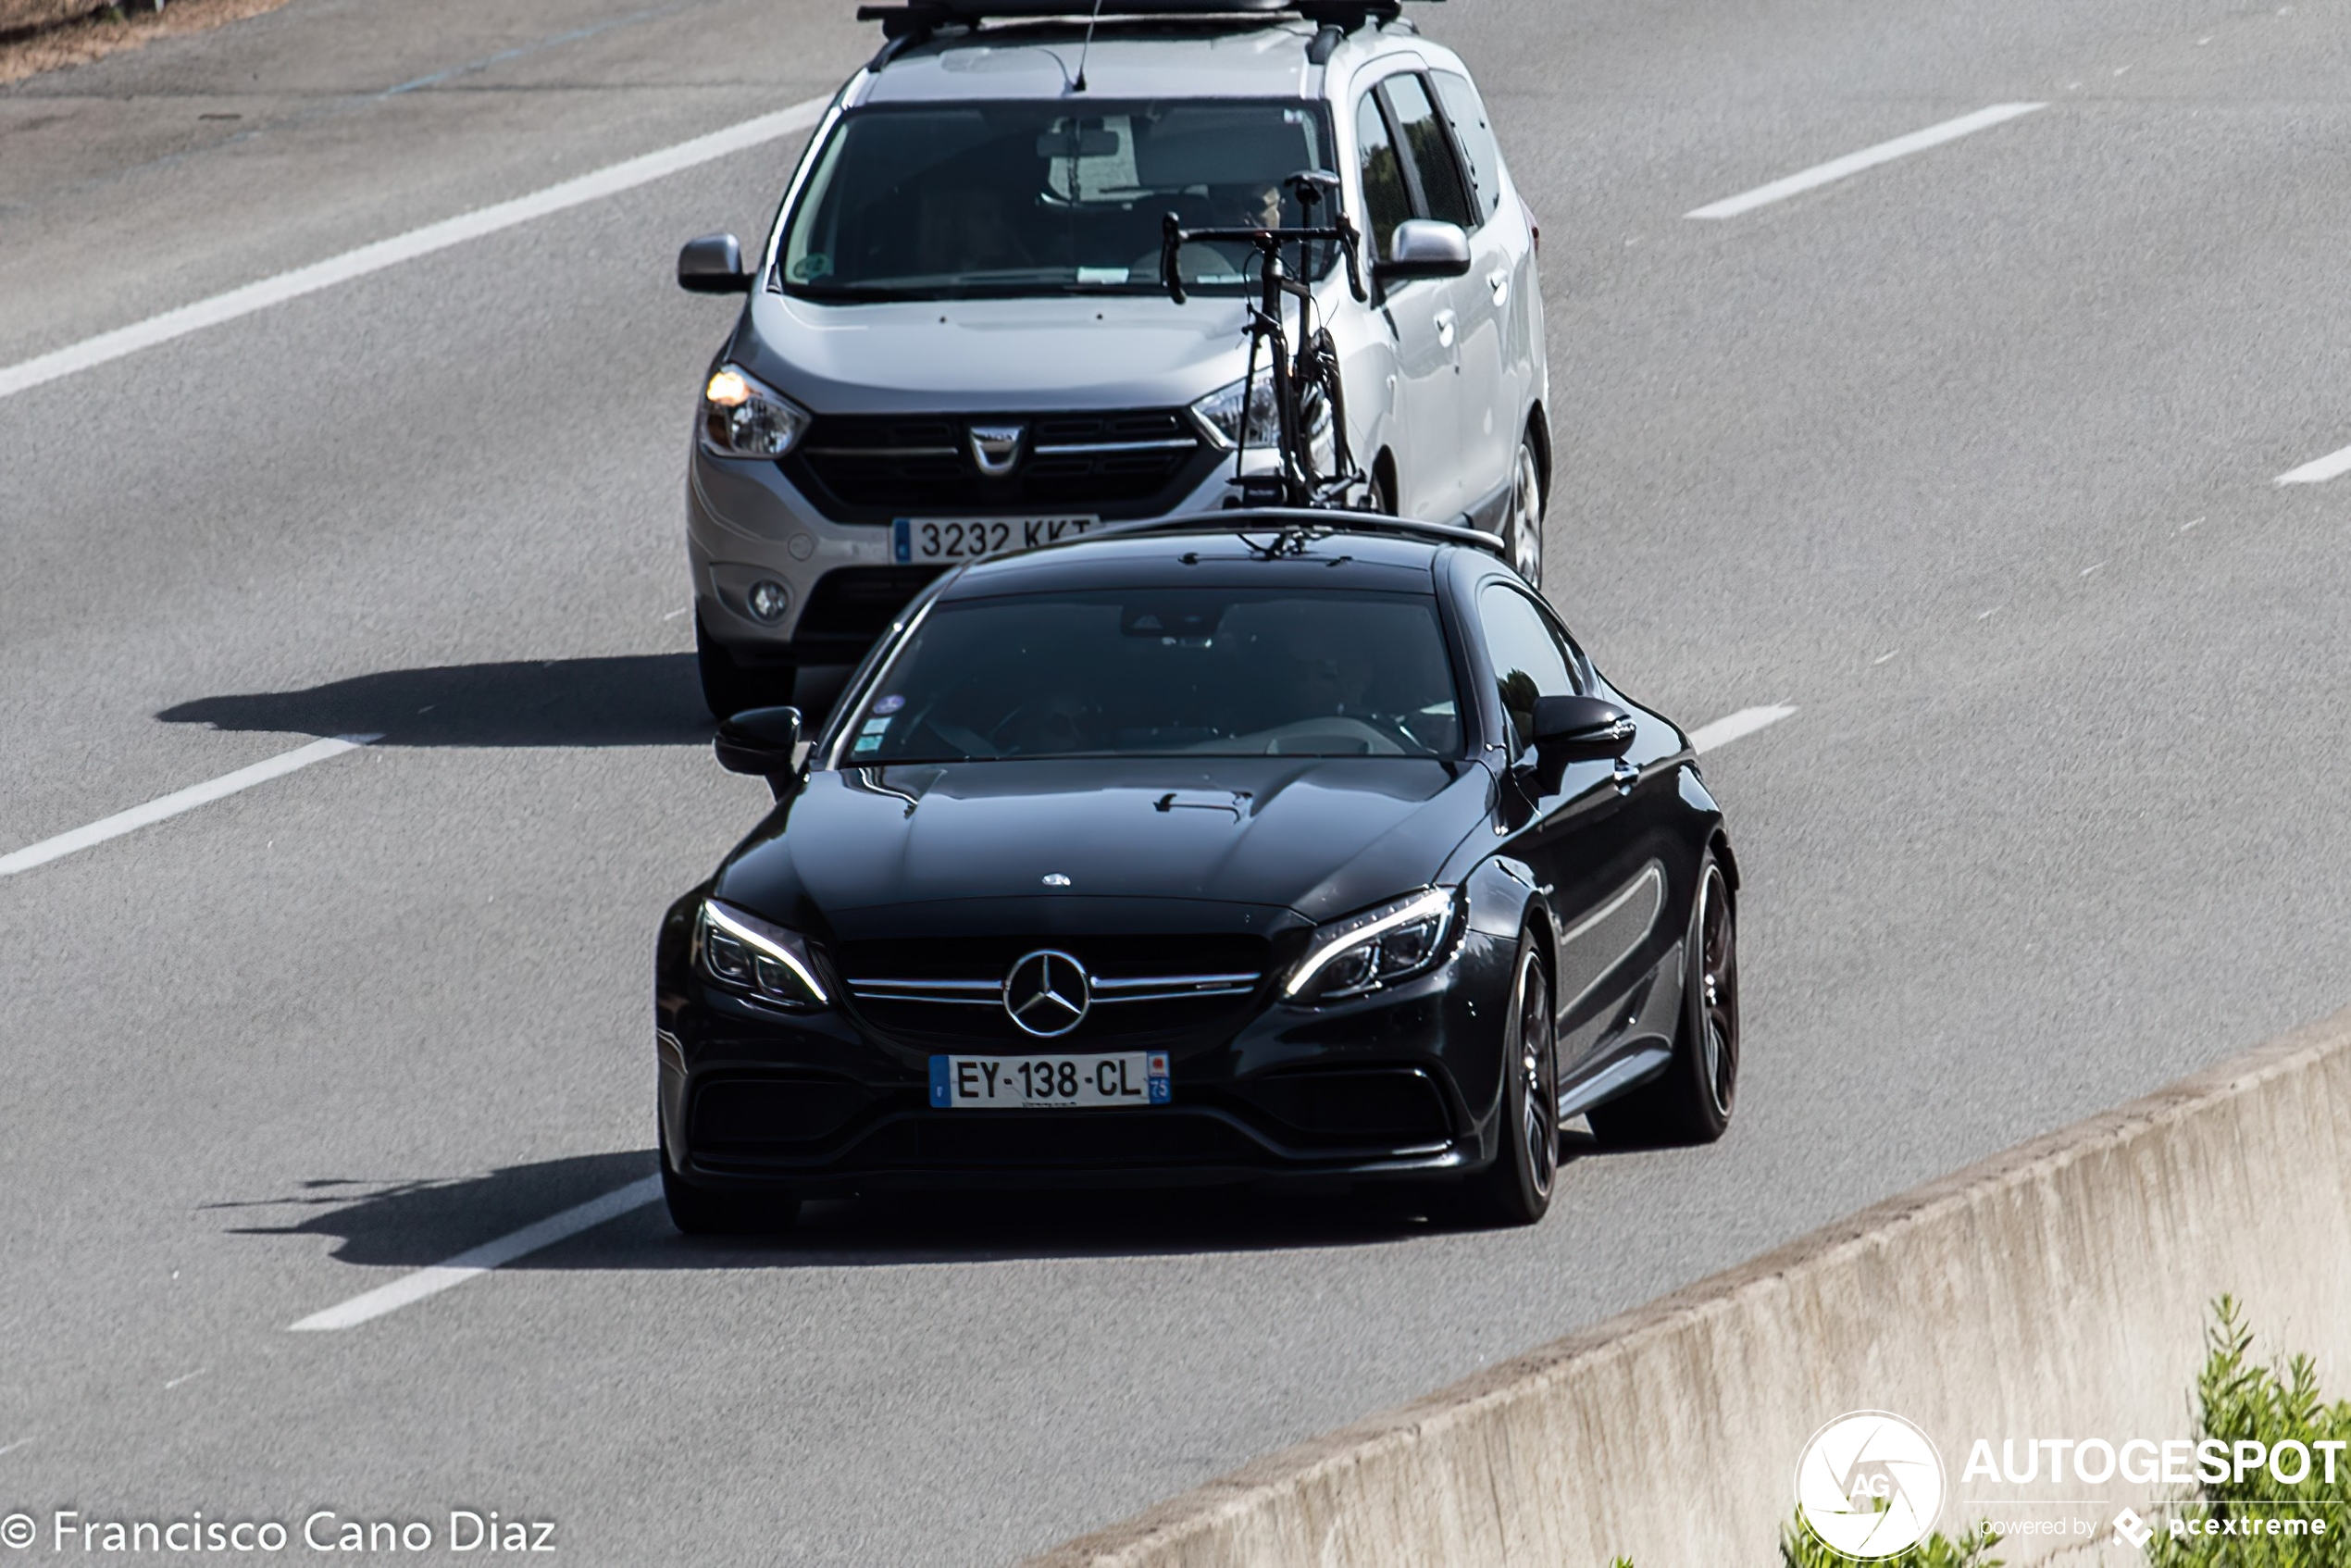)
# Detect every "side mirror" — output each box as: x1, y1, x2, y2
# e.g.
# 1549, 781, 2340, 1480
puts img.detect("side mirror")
1530, 695, 1636, 759
678, 232, 752, 294
715, 706, 802, 779
1372, 219, 1471, 292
